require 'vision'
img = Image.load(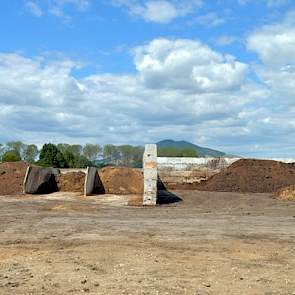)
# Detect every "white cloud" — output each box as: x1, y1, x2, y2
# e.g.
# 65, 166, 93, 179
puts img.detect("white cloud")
240, 11, 295, 156
133, 38, 248, 92
25, 1, 43, 17
113, 0, 202, 23
59, 0, 90, 11
1, 31, 295, 156
247, 11, 295, 67
247, 11, 295, 105
192, 12, 226, 27
0, 39, 251, 149
24, 0, 90, 21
